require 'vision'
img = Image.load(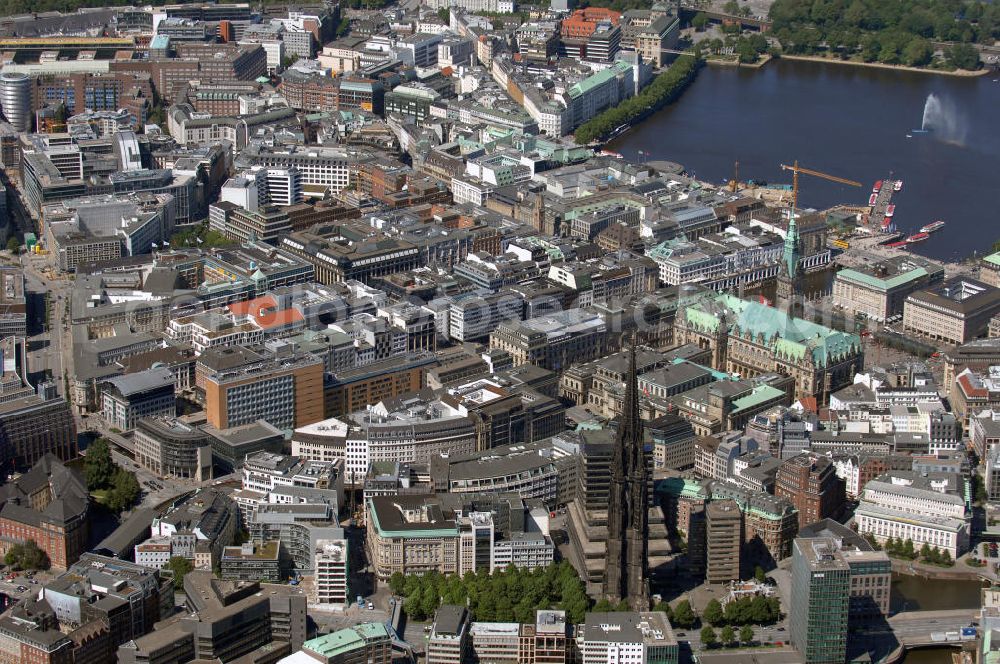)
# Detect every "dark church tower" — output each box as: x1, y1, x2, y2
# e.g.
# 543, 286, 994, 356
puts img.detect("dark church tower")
776, 215, 804, 317
603, 343, 650, 610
